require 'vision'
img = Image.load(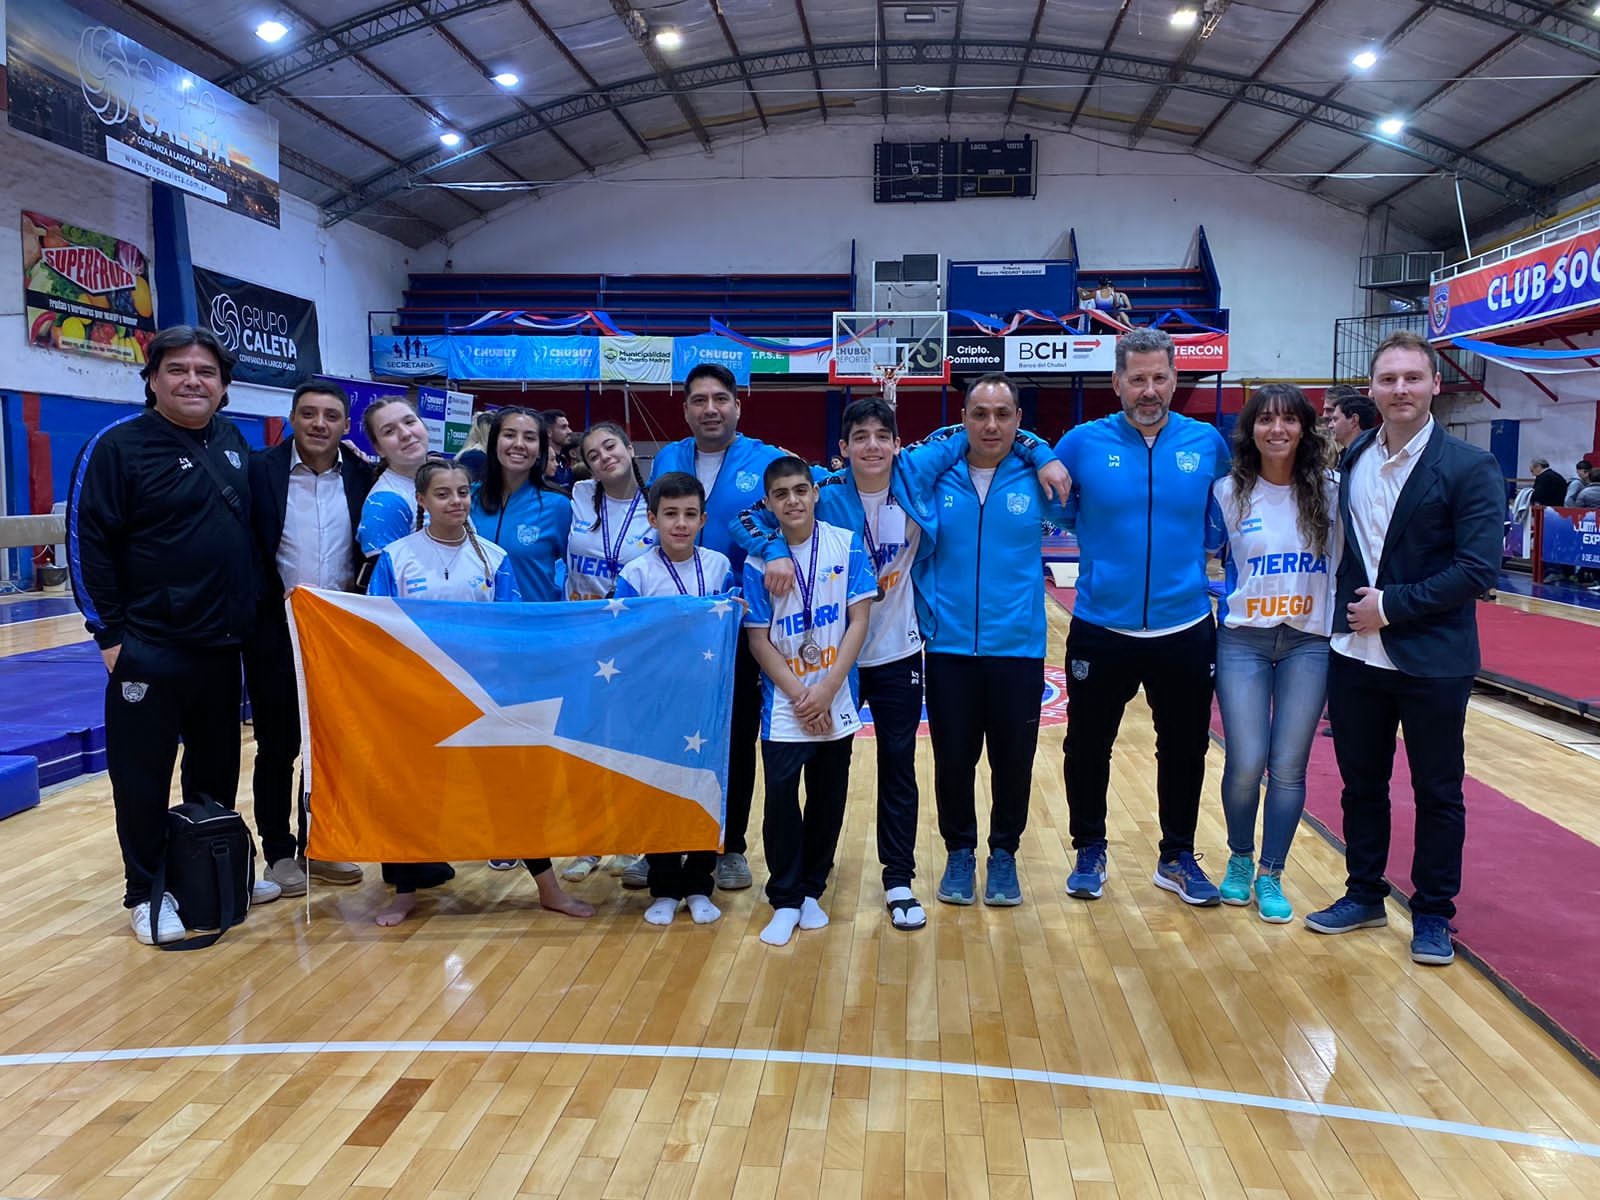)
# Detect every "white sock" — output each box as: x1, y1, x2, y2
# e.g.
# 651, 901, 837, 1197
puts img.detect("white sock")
761, 907, 801, 946
886, 886, 925, 929
799, 896, 829, 930
686, 894, 721, 924
644, 898, 678, 926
